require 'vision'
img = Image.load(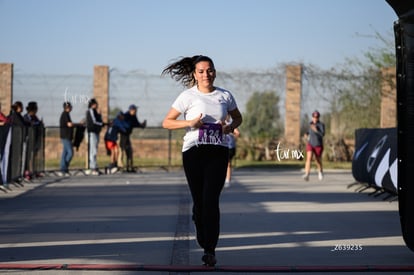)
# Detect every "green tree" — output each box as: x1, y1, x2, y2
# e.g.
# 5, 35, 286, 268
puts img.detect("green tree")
299, 32, 395, 161
242, 91, 281, 139
334, 32, 395, 138
240, 91, 281, 160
